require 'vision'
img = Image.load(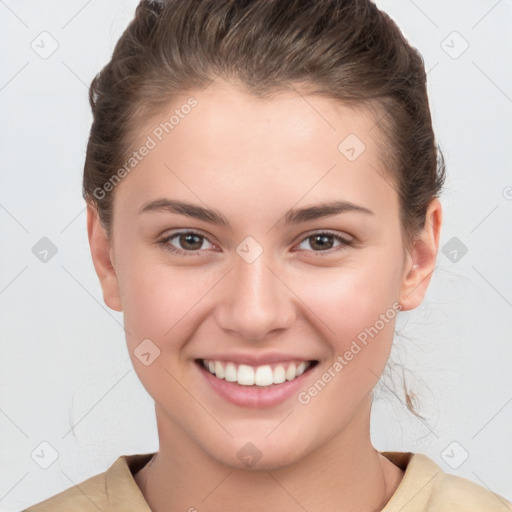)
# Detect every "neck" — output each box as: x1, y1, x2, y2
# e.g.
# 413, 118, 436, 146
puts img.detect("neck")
136, 398, 403, 512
